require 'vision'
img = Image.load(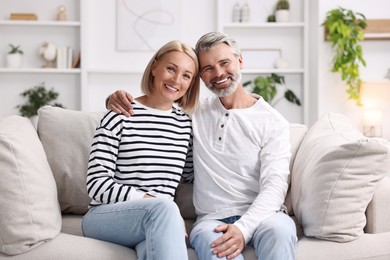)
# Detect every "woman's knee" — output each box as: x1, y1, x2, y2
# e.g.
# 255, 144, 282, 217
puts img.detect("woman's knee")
152, 199, 181, 217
